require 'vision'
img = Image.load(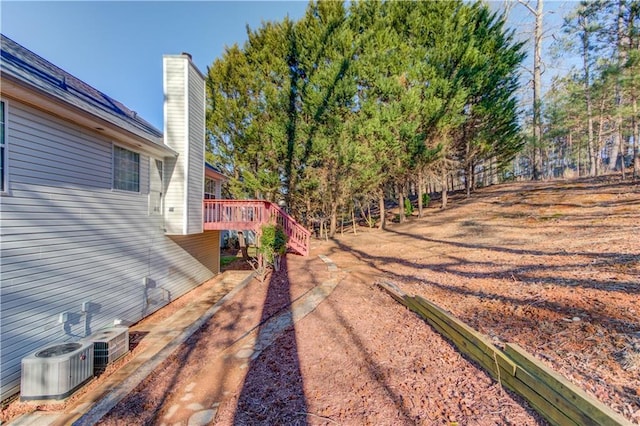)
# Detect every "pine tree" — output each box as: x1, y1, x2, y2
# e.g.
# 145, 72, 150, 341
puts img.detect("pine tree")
205, 0, 526, 226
